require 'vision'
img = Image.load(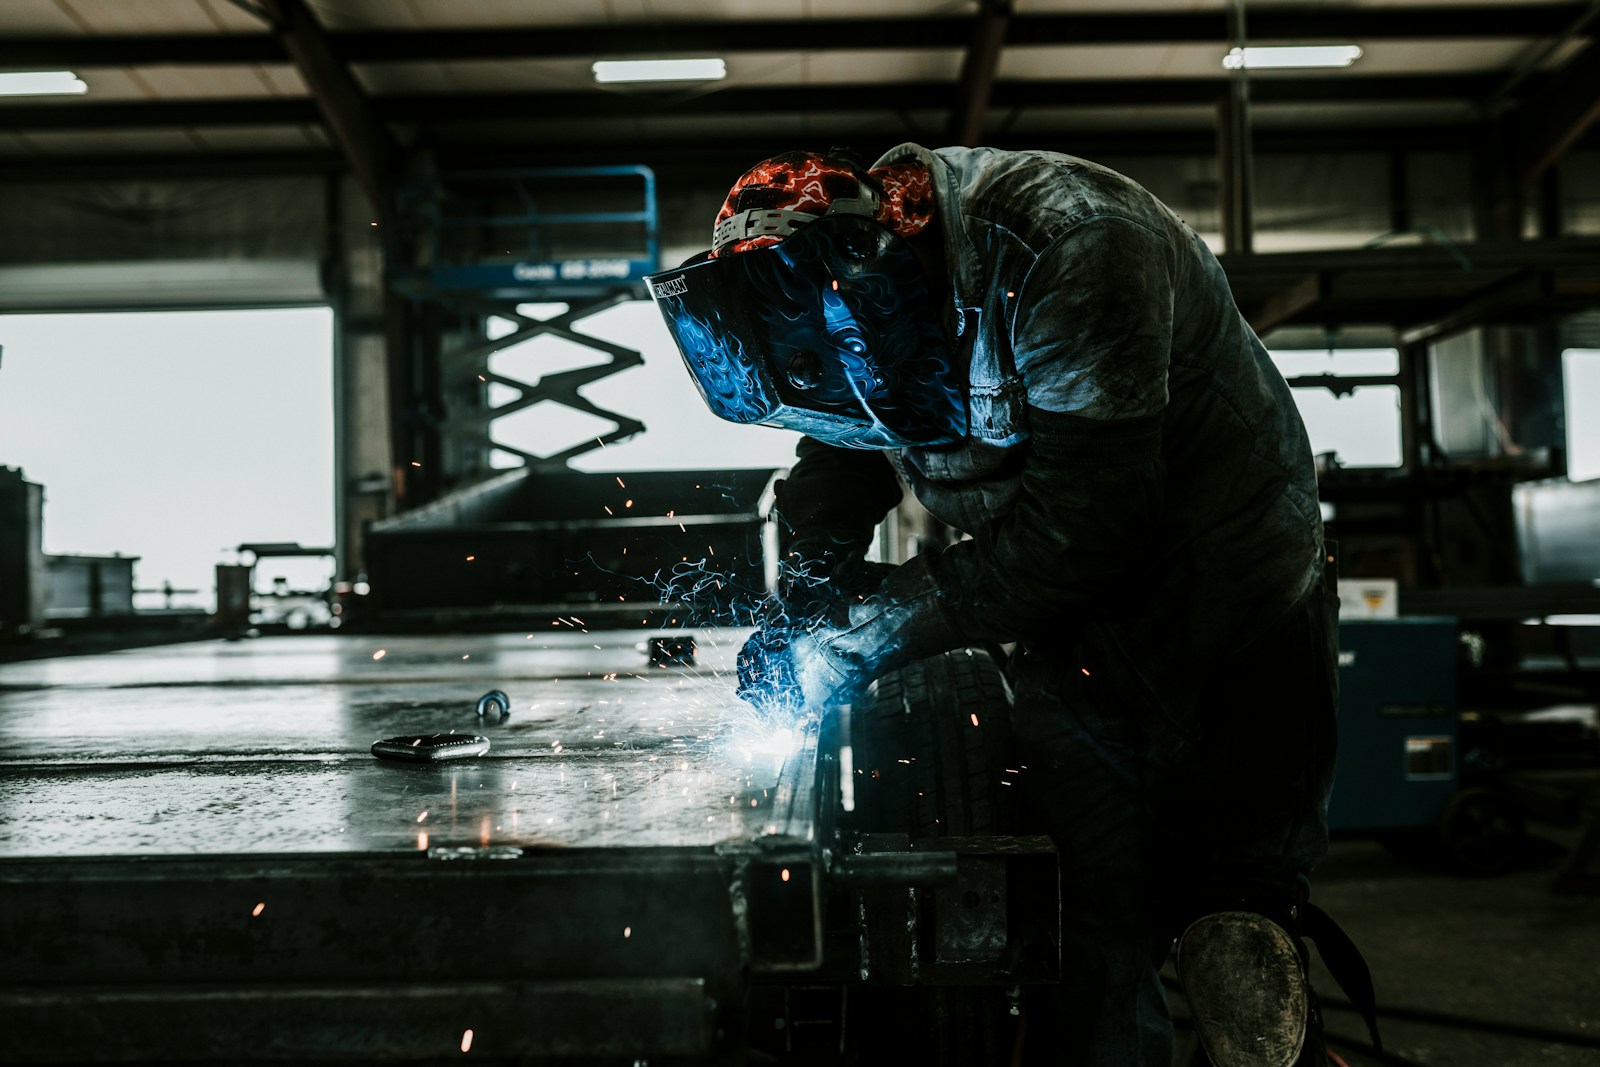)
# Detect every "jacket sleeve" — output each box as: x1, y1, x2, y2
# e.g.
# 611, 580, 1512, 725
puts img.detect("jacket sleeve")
829, 215, 1174, 670
777, 435, 904, 558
